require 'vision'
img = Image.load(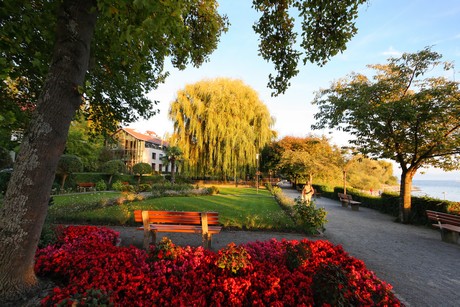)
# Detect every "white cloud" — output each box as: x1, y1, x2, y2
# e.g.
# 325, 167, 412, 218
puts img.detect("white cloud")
381, 46, 402, 58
